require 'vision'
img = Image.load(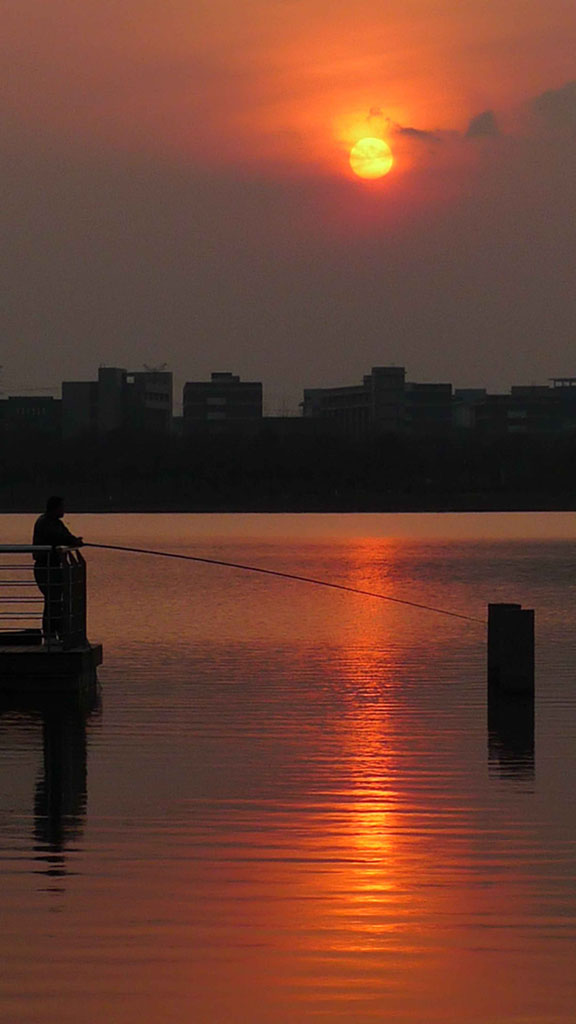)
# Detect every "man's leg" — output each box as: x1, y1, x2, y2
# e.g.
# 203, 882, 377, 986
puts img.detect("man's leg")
34, 565, 62, 642
33, 565, 51, 641
49, 581, 64, 639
